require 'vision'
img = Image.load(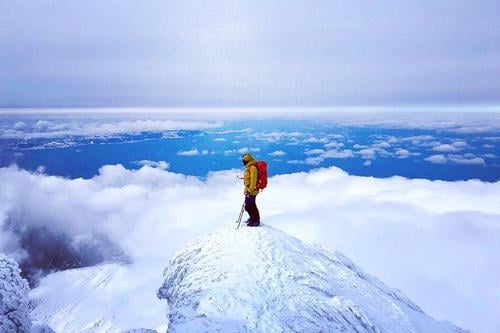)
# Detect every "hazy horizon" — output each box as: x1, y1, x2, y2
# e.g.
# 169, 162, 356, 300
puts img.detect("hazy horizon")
2, 104, 500, 113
